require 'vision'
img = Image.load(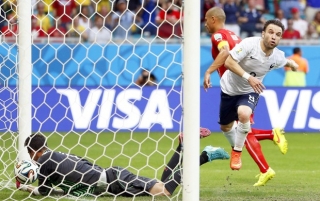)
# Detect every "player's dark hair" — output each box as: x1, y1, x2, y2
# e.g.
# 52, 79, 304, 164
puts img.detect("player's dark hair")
263, 19, 285, 32
293, 47, 301, 54
24, 133, 47, 153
